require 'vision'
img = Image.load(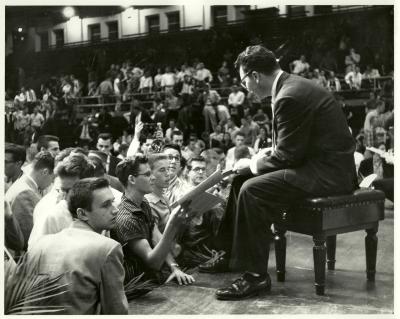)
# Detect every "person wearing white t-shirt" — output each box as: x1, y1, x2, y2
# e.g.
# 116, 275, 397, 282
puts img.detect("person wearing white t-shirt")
225, 132, 255, 171
161, 66, 176, 92
289, 55, 310, 76
228, 85, 245, 126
